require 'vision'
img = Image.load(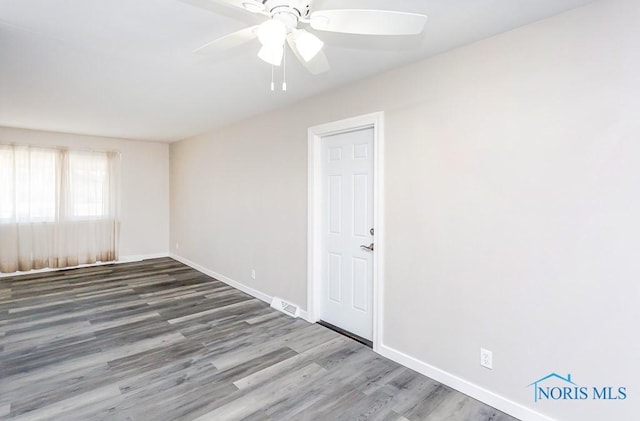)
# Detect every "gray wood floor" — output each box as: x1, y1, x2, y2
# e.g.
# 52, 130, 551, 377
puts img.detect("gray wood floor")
0, 258, 519, 421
